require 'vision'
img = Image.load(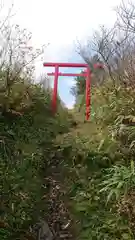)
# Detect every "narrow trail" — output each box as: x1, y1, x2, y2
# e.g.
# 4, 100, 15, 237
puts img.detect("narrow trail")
44, 161, 77, 240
